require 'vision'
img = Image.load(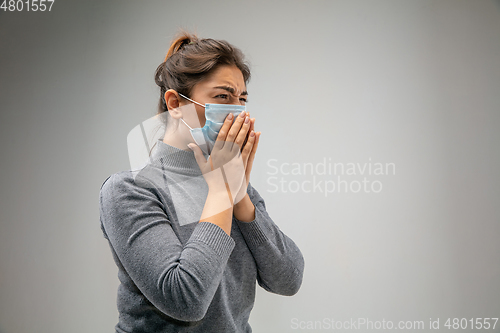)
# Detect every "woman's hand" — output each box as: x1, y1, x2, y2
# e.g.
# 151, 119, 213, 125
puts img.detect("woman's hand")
233, 115, 260, 207
189, 110, 261, 230
189, 110, 256, 204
